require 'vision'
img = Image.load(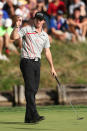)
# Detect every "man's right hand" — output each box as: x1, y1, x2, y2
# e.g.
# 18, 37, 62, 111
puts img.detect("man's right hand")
15, 16, 22, 28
